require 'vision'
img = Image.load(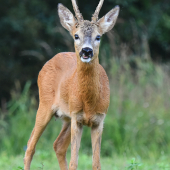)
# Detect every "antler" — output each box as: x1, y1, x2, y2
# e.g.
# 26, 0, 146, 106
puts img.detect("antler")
71, 0, 84, 23
92, 0, 104, 22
